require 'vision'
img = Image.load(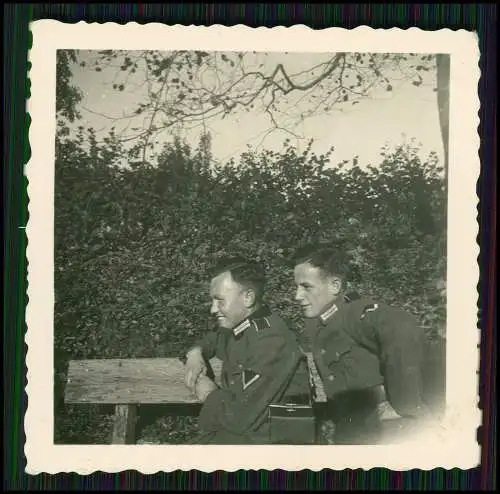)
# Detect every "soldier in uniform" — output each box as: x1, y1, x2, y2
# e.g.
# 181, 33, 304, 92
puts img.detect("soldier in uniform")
184, 256, 311, 445
292, 244, 436, 444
